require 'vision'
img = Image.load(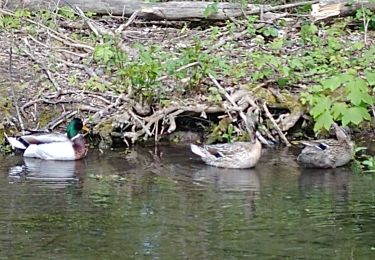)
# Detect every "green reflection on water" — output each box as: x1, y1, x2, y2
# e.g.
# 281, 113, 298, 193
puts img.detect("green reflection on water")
0, 147, 374, 259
